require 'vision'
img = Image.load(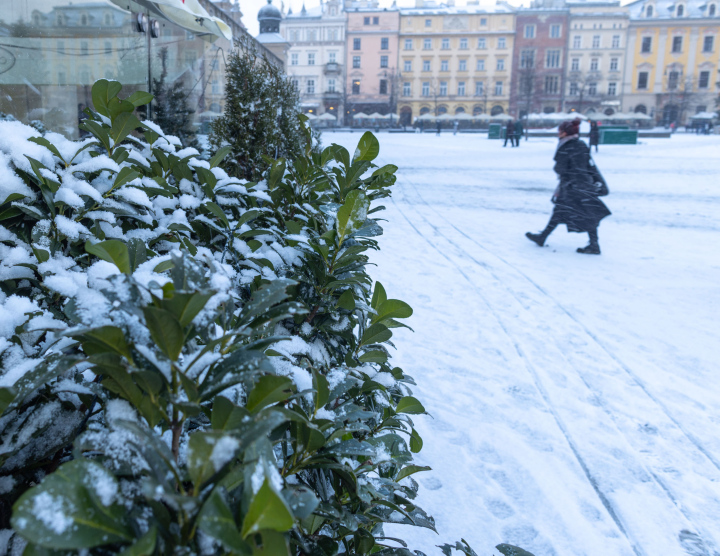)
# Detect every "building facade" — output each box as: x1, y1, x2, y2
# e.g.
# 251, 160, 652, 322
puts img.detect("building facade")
281, 0, 346, 118
396, 1, 516, 123
345, 1, 401, 123
563, 0, 630, 115
510, 4, 569, 116
623, 0, 720, 124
